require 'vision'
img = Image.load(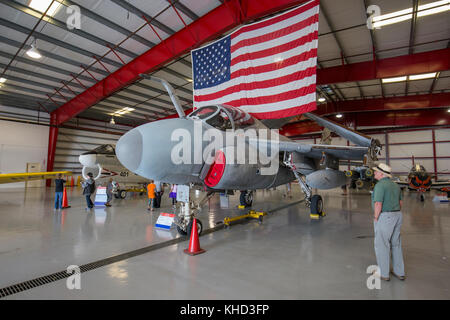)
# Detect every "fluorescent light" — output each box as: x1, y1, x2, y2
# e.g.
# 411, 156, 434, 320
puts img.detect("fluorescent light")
336, 114, 343, 118
371, 1, 450, 28
373, 14, 412, 28
408, 72, 437, 80
447, 109, 450, 113
0, 77, 6, 83
418, 0, 450, 17
372, 8, 412, 22
318, 97, 326, 102
382, 76, 407, 83
29, 0, 62, 16
26, 44, 42, 59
